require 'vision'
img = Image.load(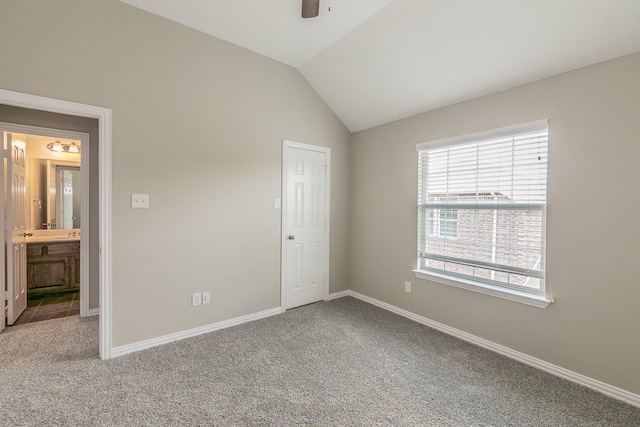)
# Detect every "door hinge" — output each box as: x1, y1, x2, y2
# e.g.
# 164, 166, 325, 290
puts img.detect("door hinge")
2, 149, 7, 158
